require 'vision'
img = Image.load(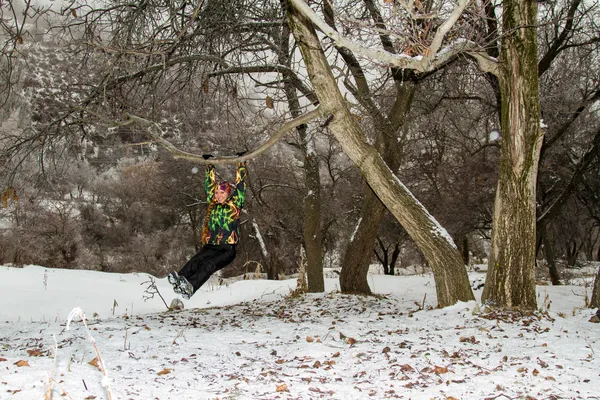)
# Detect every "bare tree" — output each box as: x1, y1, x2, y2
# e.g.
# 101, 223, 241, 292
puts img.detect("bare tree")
286, 0, 475, 307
